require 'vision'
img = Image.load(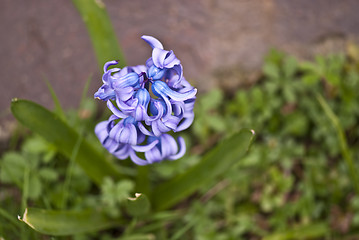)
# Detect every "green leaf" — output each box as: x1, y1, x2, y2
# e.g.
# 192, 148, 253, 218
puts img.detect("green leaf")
126, 193, 151, 217
19, 208, 118, 236
151, 129, 255, 211
72, 0, 127, 70
11, 99, 122, 185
